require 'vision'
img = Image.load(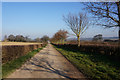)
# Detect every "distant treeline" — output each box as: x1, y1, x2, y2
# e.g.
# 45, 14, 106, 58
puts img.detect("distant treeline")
3, 34, 49, 42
